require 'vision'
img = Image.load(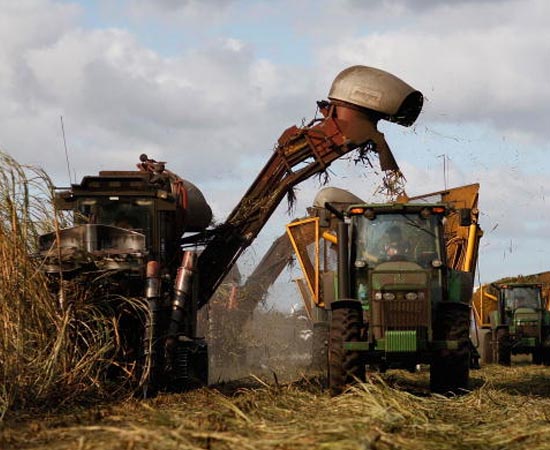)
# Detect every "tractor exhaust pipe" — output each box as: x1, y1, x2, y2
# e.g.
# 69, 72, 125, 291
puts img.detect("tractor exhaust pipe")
168, 251, 197, 339
143, 260, 162, 396
337, 221, 350, 299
